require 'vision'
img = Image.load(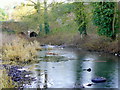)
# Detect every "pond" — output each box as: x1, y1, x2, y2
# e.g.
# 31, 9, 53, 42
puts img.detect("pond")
21, 47, 119, 88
